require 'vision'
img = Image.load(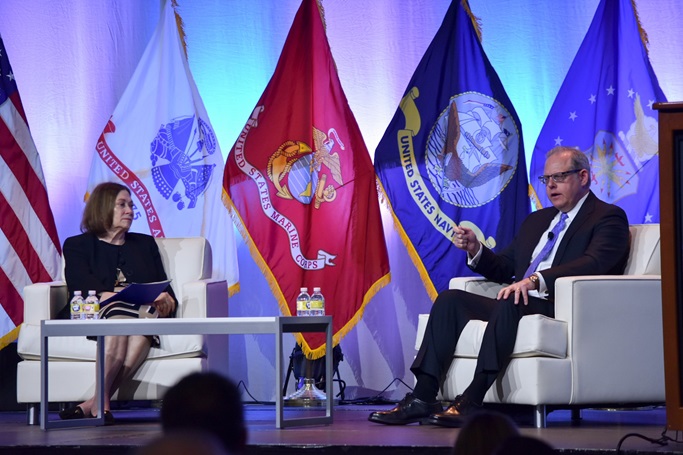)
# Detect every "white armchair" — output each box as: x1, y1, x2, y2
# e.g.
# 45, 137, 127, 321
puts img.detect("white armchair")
415, 224, 664, 427
16, 237, 229, 424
